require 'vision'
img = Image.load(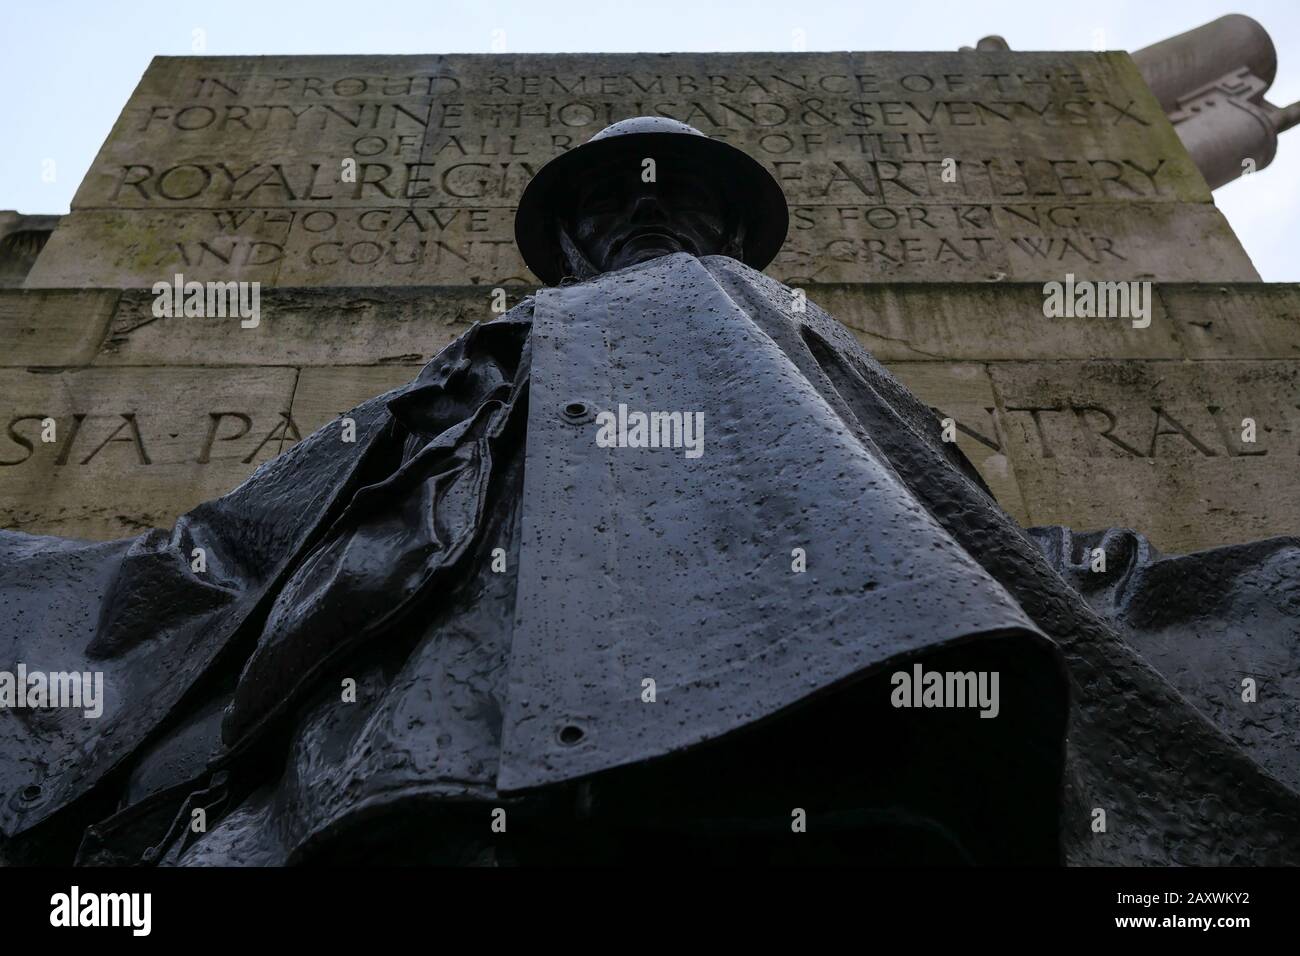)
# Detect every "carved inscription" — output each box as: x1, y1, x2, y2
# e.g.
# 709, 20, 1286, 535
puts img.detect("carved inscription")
28, 52, 1252, 286
0, 411, 304, 467
1, 403, 1291, 473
